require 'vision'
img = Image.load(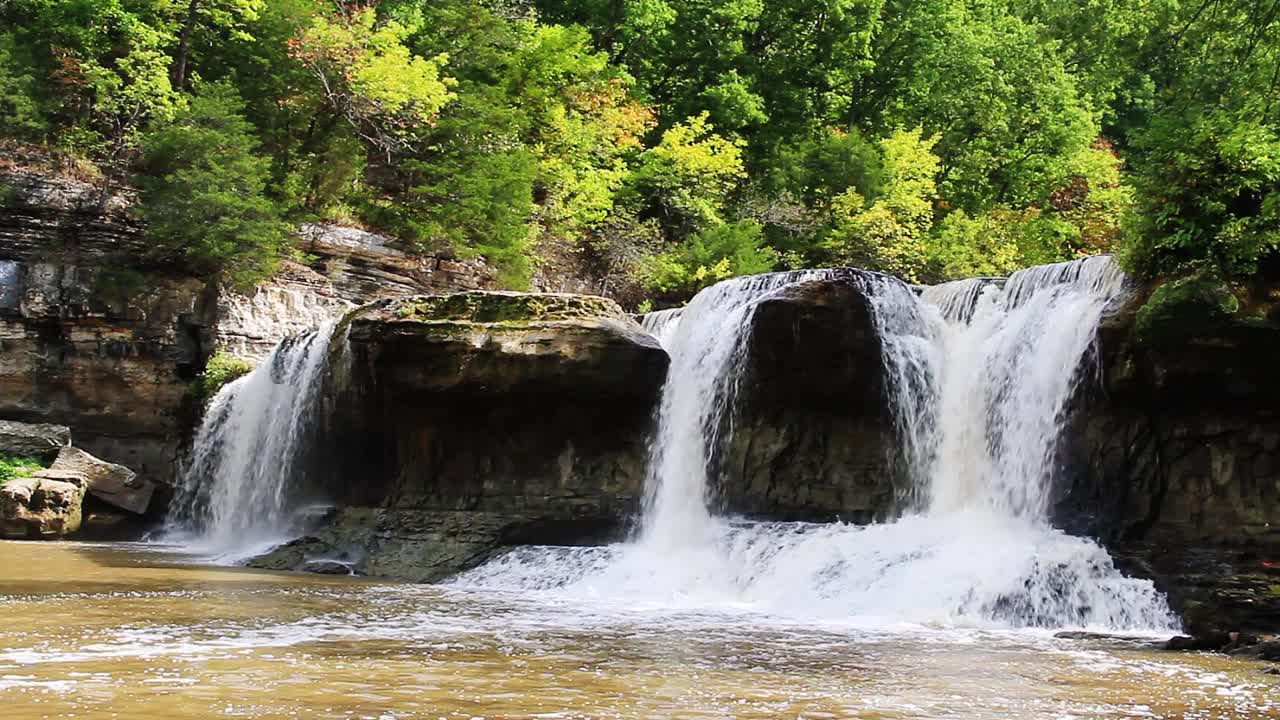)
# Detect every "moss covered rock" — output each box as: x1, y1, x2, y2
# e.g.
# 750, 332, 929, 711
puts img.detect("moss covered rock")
1134, 276, 1241, 345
